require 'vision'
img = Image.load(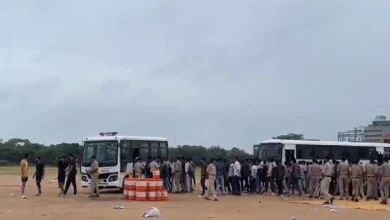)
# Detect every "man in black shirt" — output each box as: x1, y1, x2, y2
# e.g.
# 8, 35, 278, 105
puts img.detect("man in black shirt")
57, 156, 67, 195
33, 156, 45, 196
64, 153, 77, 196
